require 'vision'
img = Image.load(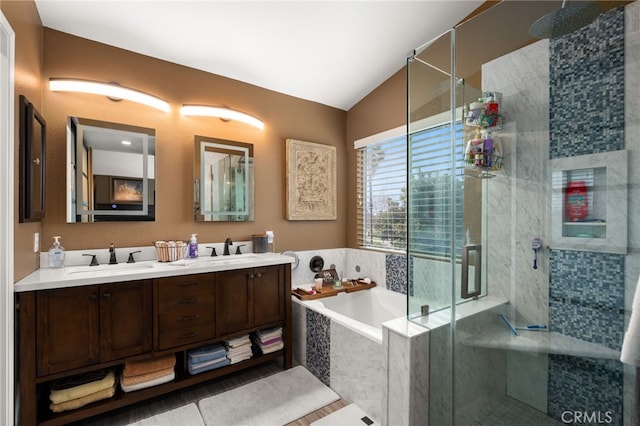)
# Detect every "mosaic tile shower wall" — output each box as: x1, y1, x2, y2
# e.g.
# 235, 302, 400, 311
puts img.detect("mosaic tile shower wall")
386, 253, 407, 294
305, 309, 331, 386
547, 6, 625, 423
549, 7, 625, 159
